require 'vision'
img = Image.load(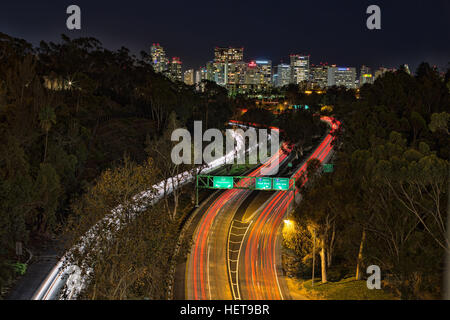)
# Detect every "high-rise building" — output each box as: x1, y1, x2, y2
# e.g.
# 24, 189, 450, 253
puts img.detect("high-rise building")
290, 54, 310, 84
310, 64, 329, 89
212, 47, 245, 87
227, 61, 247, 85
244, 60, 260, 86
274, 64, 291, 87
184, 69, 194, 85
212, 62, 227, 85
214, 47, 244, 63
359, 65, 374, 87
327, 67, 357, 89
255, 60, 272, 86
199, 66, 209, 82
241, 60, 272, 89
168, 57, 182, 82
150, 43, 168, 73
195, 70, 201, 84
194, 67, 209, 91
